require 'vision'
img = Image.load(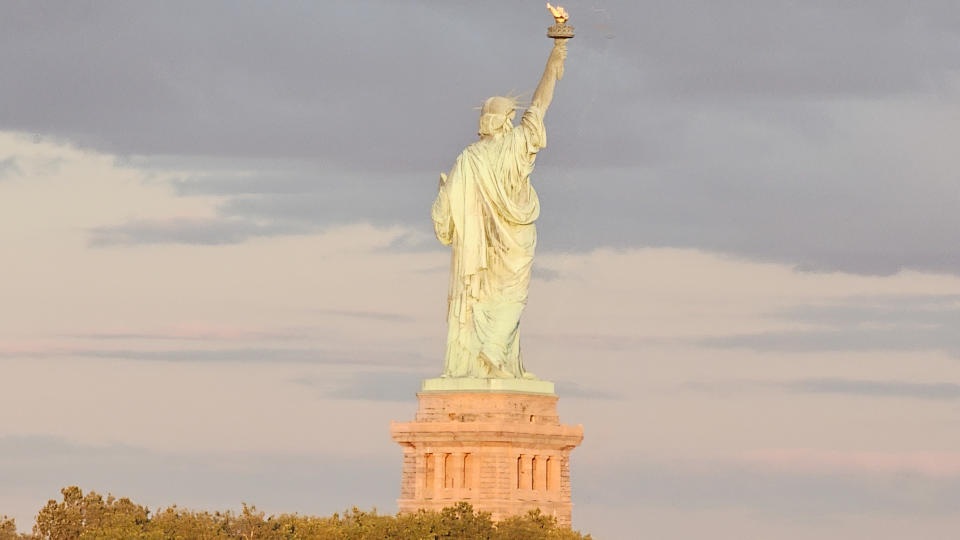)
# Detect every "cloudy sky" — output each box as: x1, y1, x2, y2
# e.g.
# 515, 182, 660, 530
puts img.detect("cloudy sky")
2, 1, 959, 538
